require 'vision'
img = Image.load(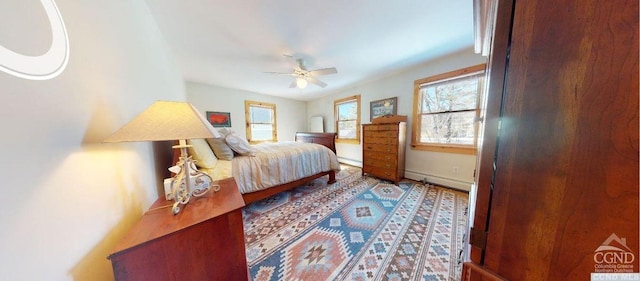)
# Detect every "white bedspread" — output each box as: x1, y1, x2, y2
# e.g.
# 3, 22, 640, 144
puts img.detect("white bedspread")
202, 141, 340, 194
